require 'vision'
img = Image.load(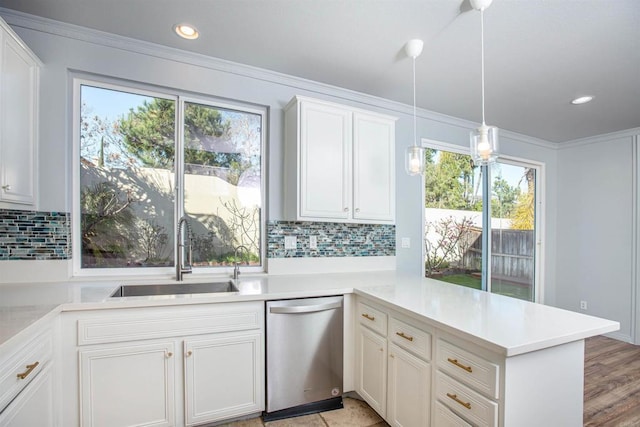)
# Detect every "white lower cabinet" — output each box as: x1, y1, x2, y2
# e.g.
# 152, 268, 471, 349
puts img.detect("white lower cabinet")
0, 324, 57, 427
355, 296, 588, 427
387, 344, 430, 427
0, 362, 55, 427
62, 302, 264, 427
356, 324, 387, 417
79, 342, 176, 427
355, 300, 432, 427
184, 332, 262, 425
